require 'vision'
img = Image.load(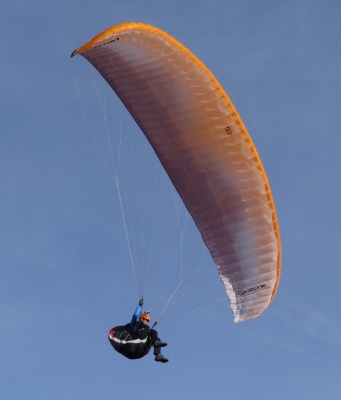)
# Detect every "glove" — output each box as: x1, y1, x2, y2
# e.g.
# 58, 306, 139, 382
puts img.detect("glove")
139, 298, 144, 306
